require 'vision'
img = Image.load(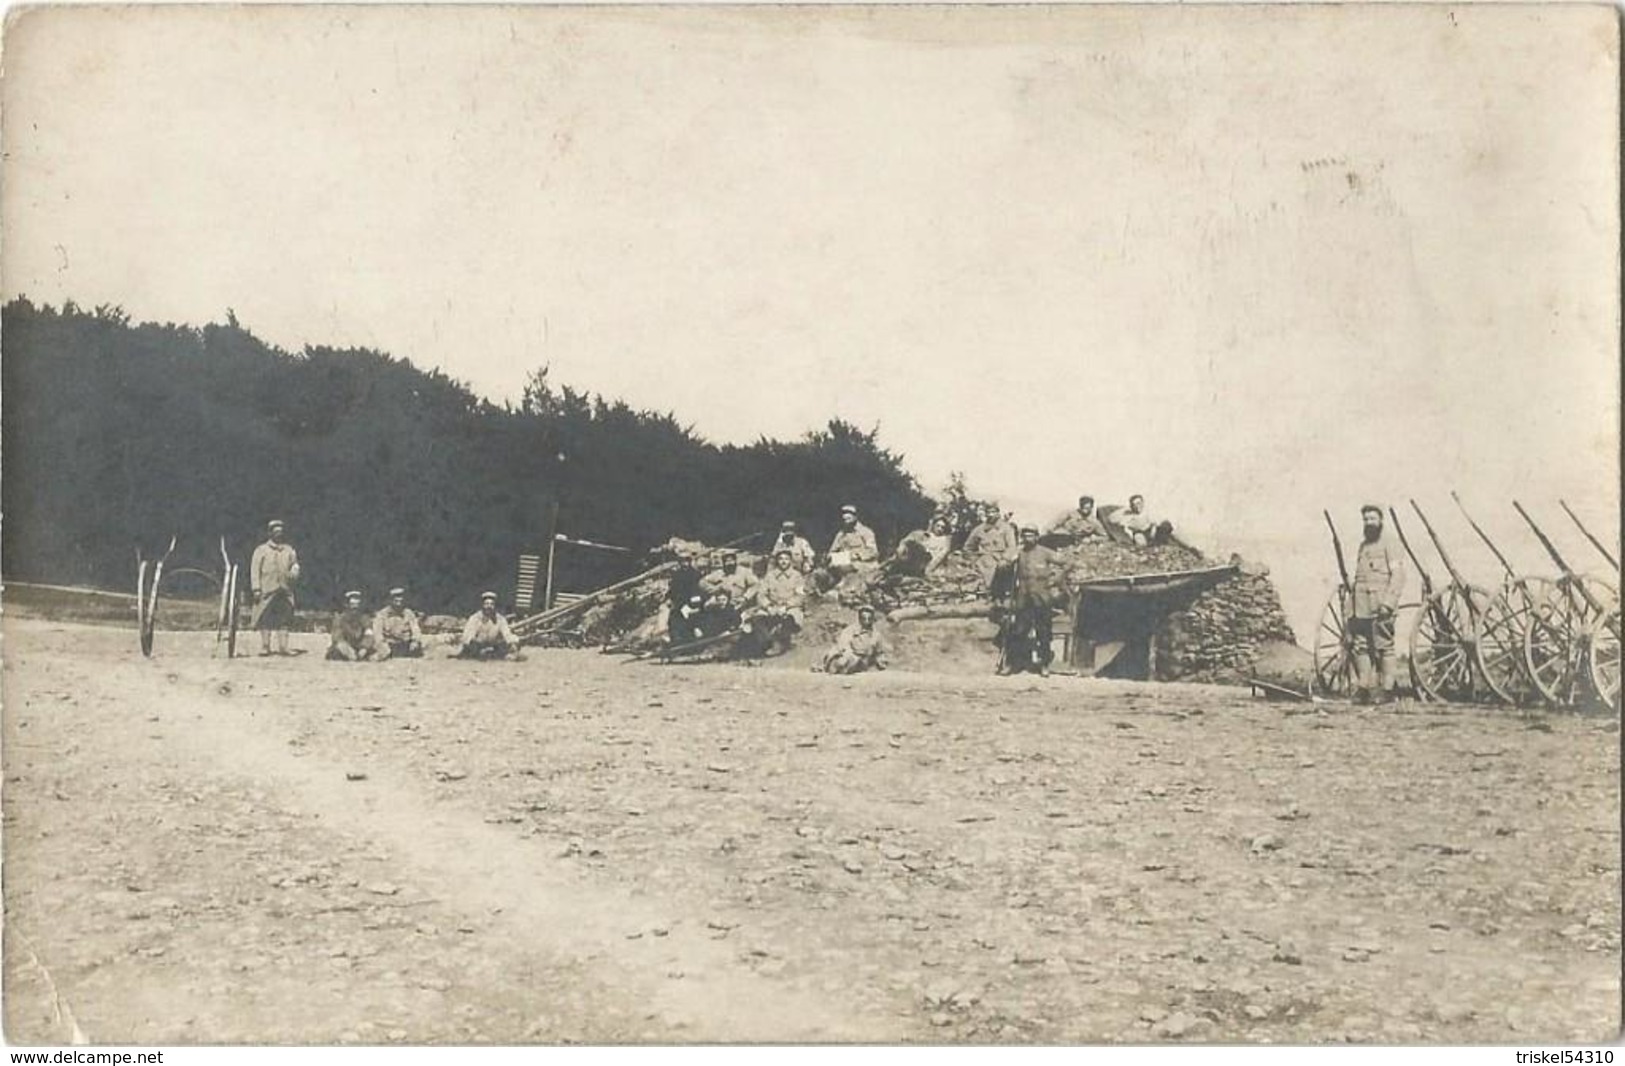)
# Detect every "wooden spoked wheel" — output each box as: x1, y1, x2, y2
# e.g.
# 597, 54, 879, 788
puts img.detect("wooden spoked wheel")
1587, 602, 1621, 711
1524, 576, 1613, 707
1475, 577, 1552, 705
1312, 588, 1356, 697
1410, 585, 1492, 702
